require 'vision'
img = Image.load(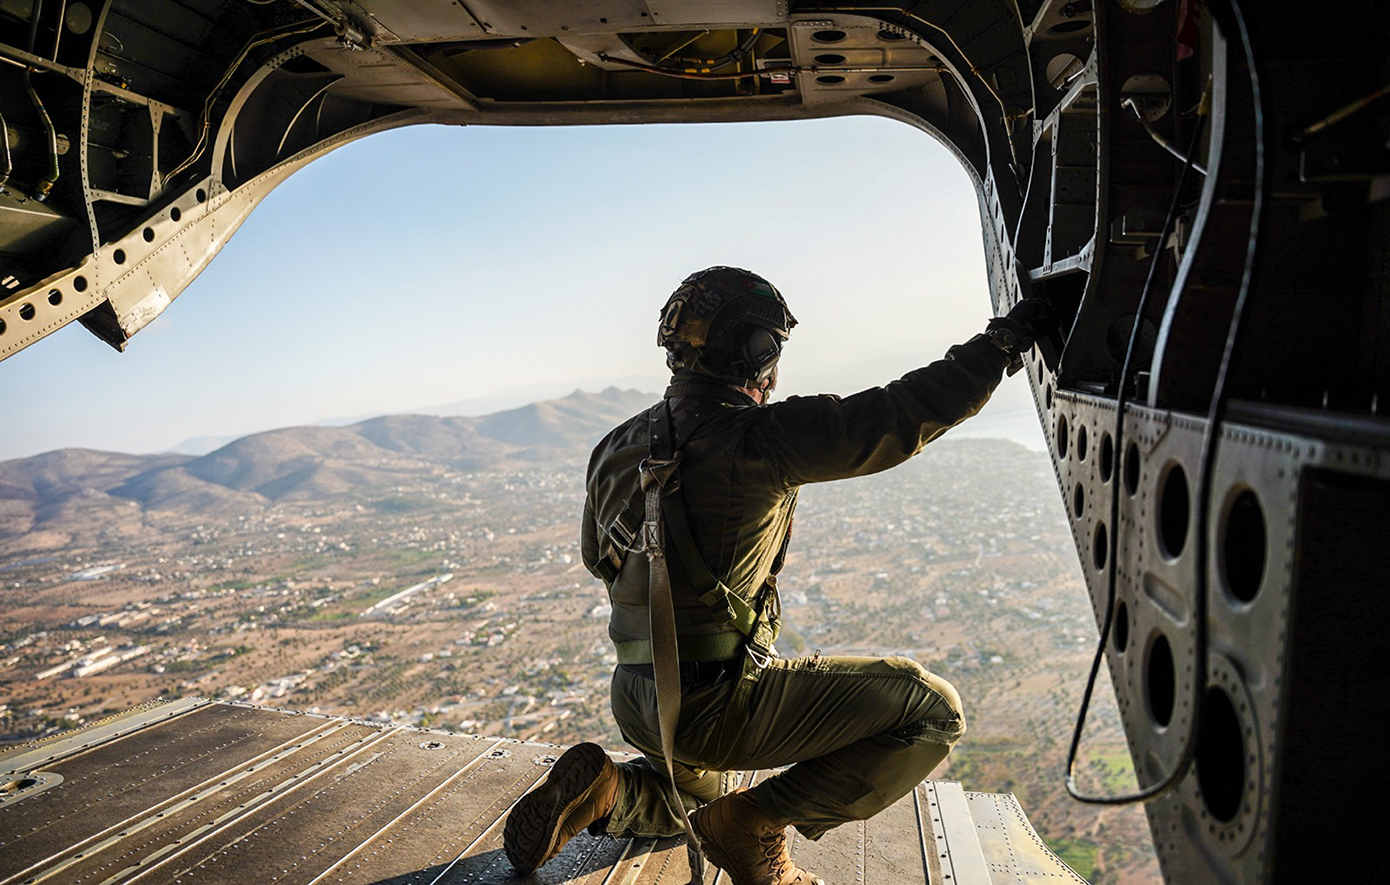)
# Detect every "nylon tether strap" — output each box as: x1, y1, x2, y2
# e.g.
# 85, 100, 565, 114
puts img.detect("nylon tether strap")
640, 403, 706, 884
